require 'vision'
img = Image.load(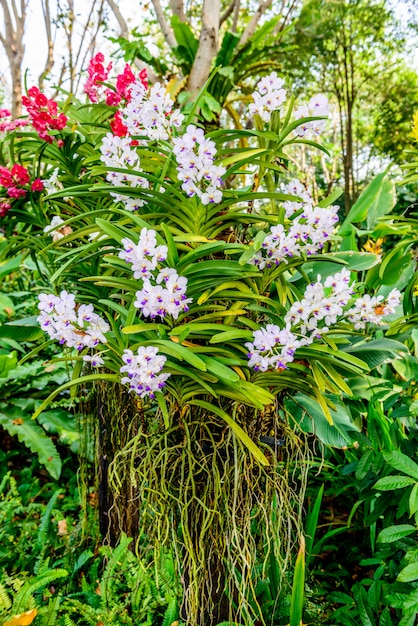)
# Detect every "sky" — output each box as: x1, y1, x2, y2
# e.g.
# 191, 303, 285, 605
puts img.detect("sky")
0, 1, 146, 103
